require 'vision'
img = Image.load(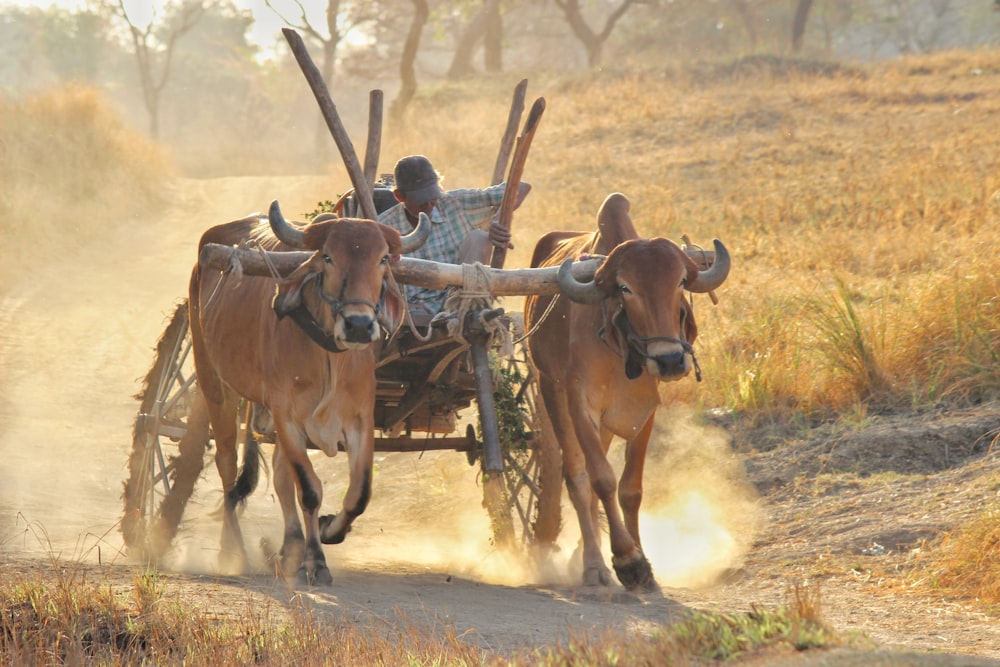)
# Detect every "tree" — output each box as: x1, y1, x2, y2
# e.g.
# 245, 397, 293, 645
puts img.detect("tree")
791, 0, 814, 52
390, 0, 429, 127
446, 0, 503, 79
265, 0, 382, 162
103, 0, 205, 139
554, 0, 637, 68
0, 6, 111, 90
